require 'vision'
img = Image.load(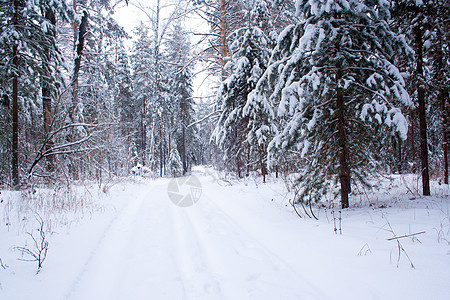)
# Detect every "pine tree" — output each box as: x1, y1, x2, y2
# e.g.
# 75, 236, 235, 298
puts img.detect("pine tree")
0, 0, 70, 185
166, 23, 196, 175
113, 44, 135, 170
238, 6, 274, 182
213, 23, 272, 178
168, 146, 183, 177
260, 0, 413, 208
131, 23, 153, 164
